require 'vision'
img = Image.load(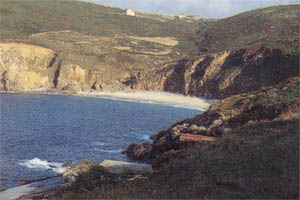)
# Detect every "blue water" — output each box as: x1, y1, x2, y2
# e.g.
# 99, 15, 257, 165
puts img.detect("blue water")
0, 93, 200, 190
